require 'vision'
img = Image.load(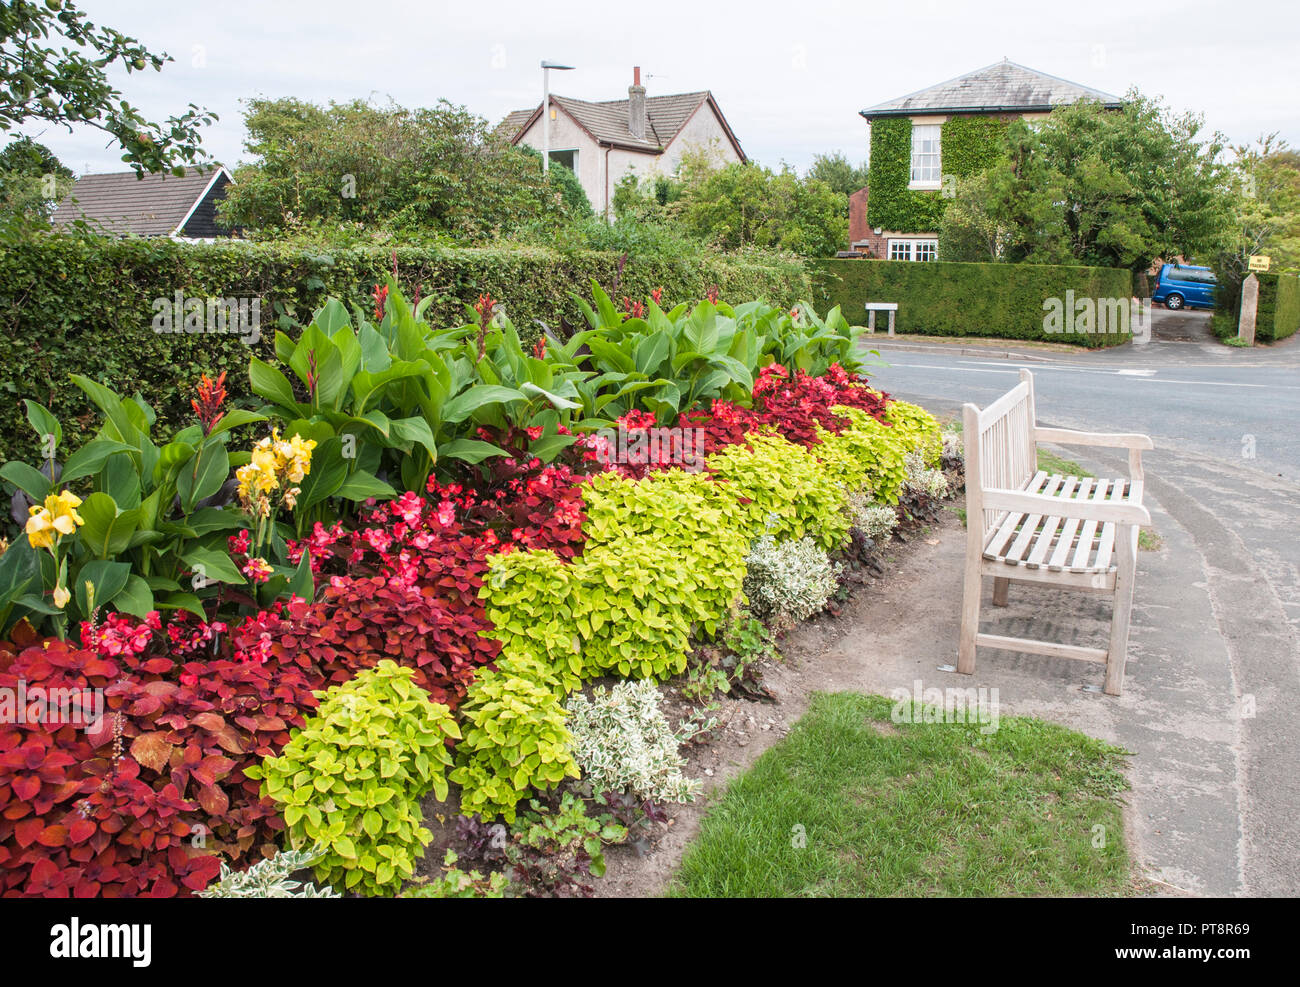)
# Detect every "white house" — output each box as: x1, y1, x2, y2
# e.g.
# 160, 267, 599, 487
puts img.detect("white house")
500, 67, 747, 218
